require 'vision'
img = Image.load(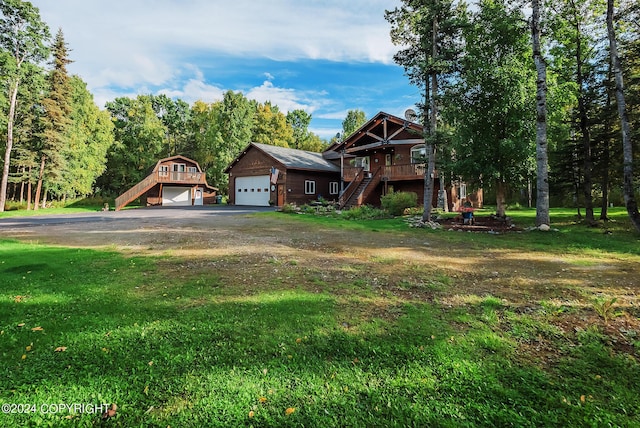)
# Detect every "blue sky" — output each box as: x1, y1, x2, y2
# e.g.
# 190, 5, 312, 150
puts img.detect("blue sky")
32, 0, 420, 140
